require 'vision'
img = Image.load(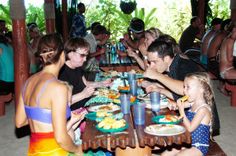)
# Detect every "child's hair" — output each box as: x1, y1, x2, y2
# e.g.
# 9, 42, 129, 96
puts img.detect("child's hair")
185, 72, 215, 134
186, 72, 214, 107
